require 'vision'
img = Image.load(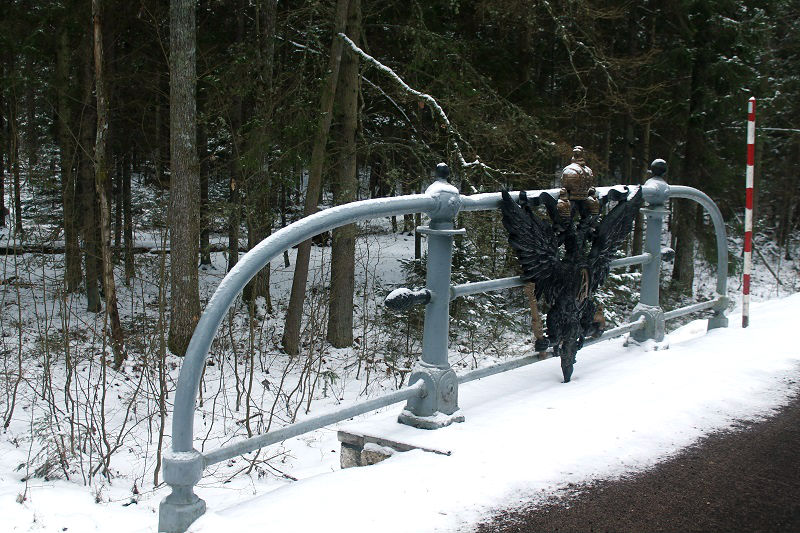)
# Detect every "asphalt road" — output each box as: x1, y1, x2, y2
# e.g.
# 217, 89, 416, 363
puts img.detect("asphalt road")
478, 386, 800, 533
